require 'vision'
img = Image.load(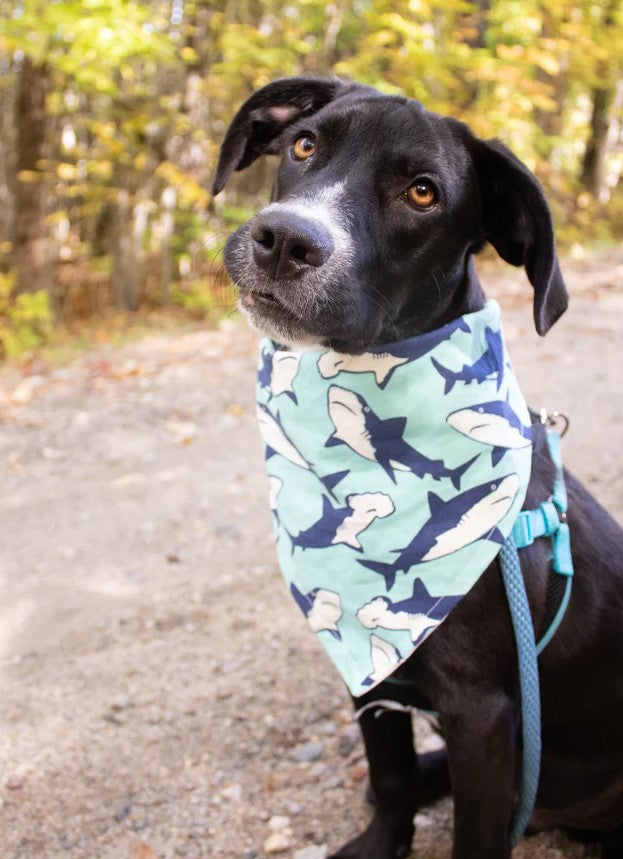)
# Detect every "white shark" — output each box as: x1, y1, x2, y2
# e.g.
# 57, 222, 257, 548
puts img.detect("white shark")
359, 473, 521, 589
257, 403, 310, 469
447, 400, 531, 465
422, 473, 519, 561
268, 475, 283, 511
364, 634, 402, 686
318, 350, 408, 387
326, 386, 377, 460
357, 596, 441, 643
271, 352, 301, 401
326, 385, 476, 488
